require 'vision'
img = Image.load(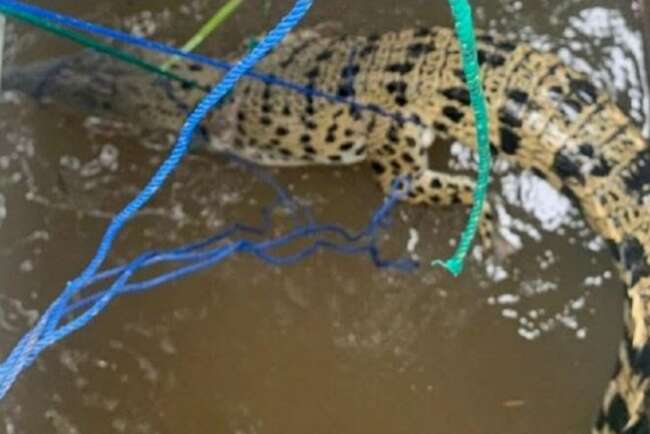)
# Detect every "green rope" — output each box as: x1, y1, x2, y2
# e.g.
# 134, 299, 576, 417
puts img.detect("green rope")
432, 0, 492, 277
162, 0, 245, 71
0, 4, 200, 90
